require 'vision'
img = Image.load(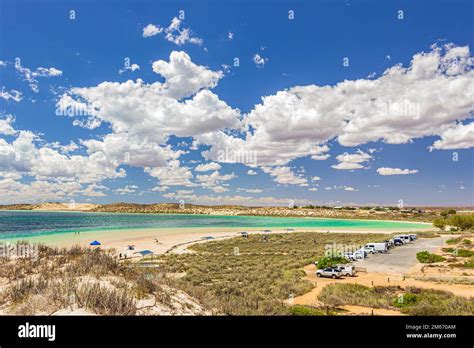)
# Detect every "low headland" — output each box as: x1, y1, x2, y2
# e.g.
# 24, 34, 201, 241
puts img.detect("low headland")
2, 201, 472, 221
0, 203, 472, 316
